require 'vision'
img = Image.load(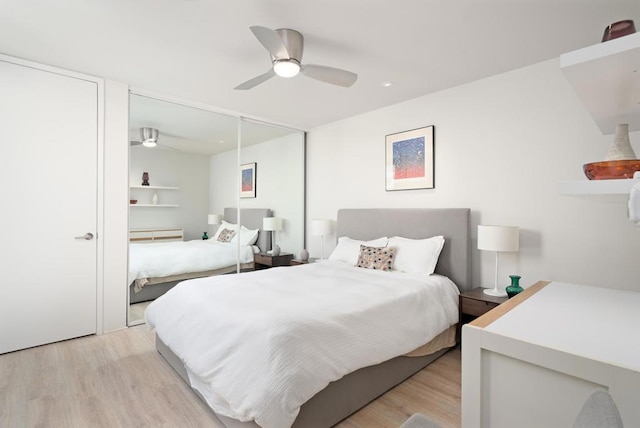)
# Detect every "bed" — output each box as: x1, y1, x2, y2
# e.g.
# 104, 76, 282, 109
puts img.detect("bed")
146, 208, 471, 428
129, 207, 272, 304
